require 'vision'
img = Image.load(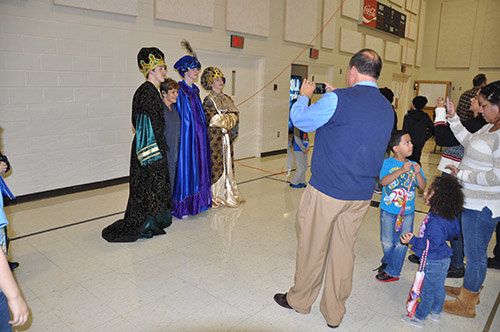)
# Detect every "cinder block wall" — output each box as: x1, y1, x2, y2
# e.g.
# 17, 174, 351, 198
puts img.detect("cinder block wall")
1, 0, 425, 195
